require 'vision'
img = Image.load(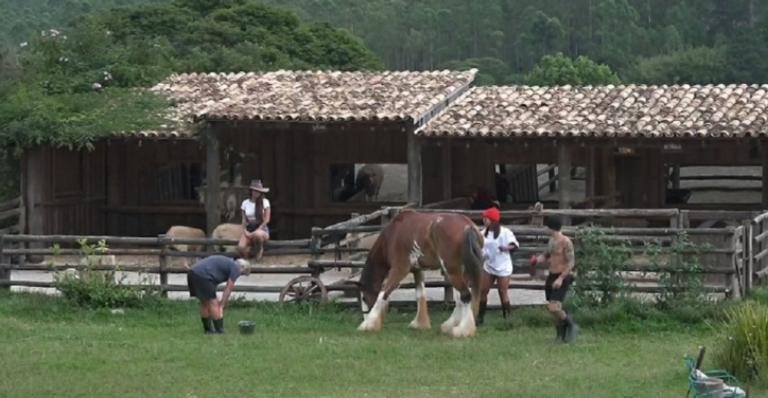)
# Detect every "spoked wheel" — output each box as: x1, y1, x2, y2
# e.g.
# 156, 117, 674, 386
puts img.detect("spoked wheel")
279, 276, 328, 305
